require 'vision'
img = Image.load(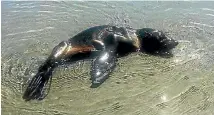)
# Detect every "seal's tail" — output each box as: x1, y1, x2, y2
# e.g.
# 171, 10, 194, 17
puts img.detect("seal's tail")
23, 62, 54, 101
